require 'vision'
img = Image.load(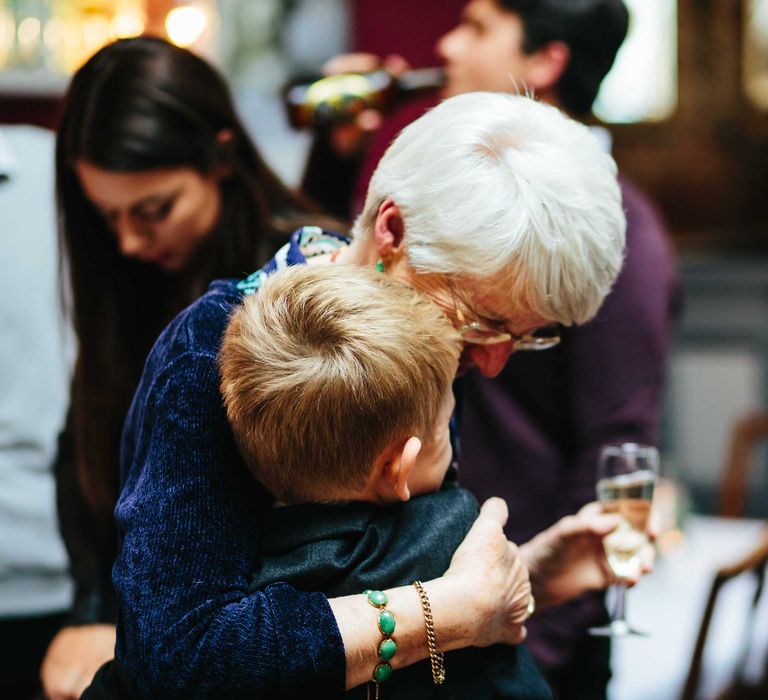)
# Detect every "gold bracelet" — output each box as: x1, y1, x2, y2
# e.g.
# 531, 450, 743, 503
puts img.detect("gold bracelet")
412, 580, 445, 685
